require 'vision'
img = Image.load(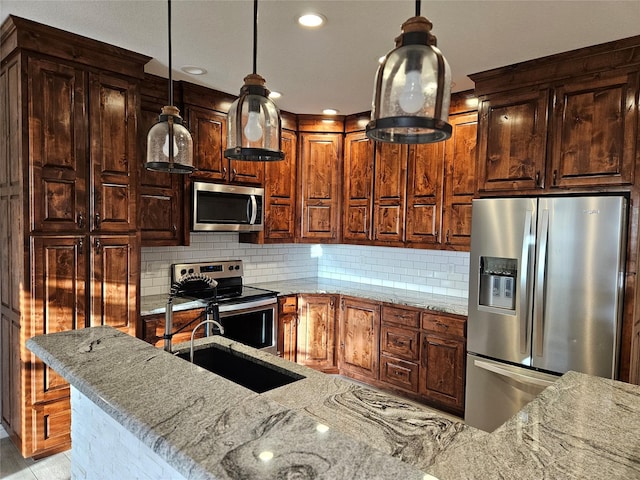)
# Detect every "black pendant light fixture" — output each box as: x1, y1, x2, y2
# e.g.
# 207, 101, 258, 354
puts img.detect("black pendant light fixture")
366, 0, 452, 144
225, 0, 284, 161
146, 0, 194, 173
